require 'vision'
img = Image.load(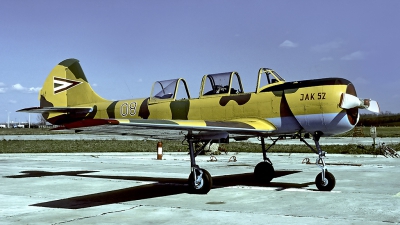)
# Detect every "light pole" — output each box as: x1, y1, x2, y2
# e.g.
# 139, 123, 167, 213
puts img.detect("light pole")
7, 111, 10, 128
